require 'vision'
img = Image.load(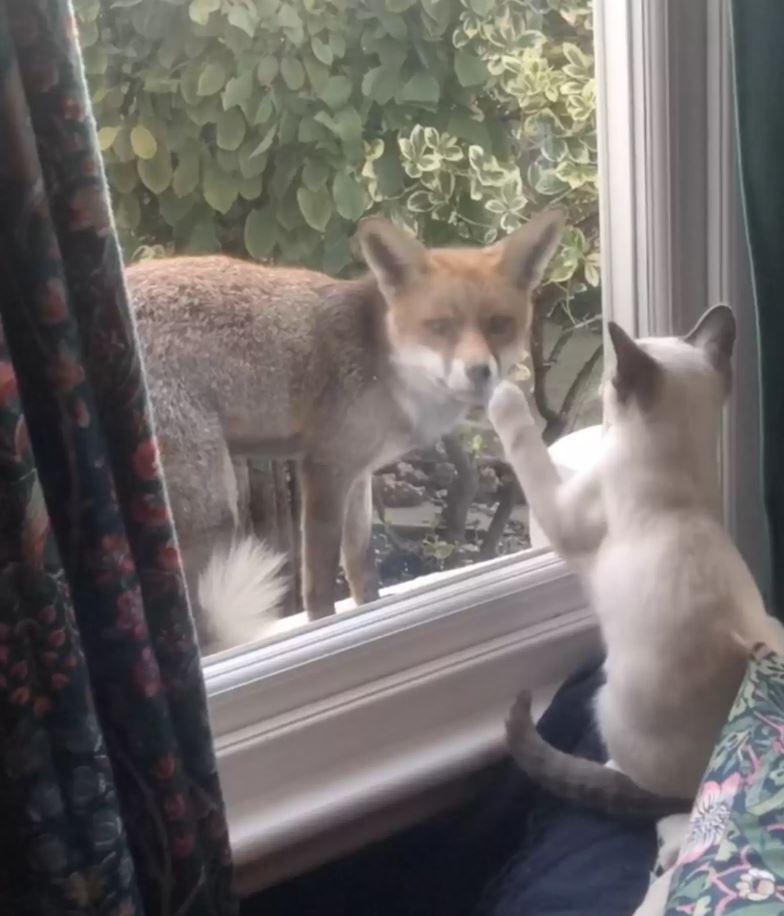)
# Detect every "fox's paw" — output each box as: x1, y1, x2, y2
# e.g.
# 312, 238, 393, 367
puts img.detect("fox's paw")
488, 381, 534, 432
